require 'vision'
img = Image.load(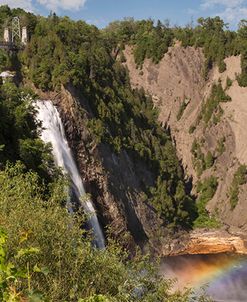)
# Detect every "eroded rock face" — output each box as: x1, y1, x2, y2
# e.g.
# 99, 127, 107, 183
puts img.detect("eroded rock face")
183, 230, 247, 255
163, 230, 247, 256
124, 45, 247, 230
124, 44, 205, 179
